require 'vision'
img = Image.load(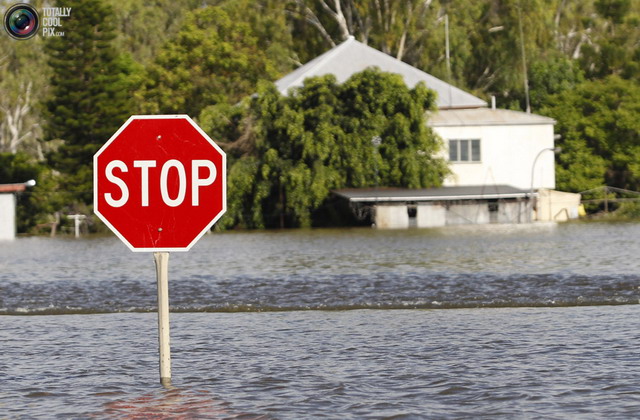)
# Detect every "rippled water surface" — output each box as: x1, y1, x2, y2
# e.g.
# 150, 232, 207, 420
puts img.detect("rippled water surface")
2, 222, 640, 418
